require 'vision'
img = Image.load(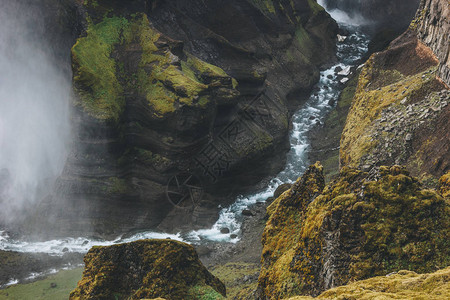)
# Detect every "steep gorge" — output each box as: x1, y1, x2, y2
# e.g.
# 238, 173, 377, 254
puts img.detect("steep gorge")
27, 0, 339, 238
